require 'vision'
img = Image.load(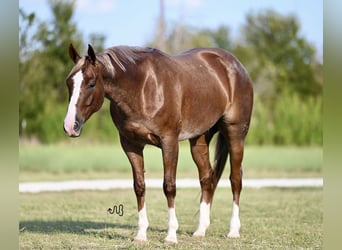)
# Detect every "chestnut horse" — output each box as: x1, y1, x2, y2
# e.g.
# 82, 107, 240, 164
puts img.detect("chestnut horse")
63, 44, 253, 243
